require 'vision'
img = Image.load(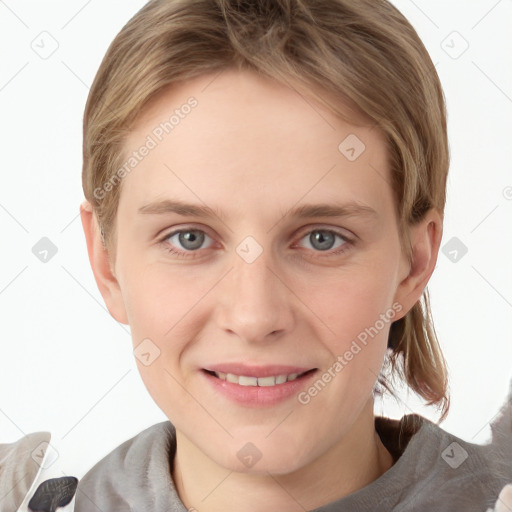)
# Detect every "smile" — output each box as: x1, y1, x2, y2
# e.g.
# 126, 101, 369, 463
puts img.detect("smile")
206, 370, 314, 386
201, 364, 318, 406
